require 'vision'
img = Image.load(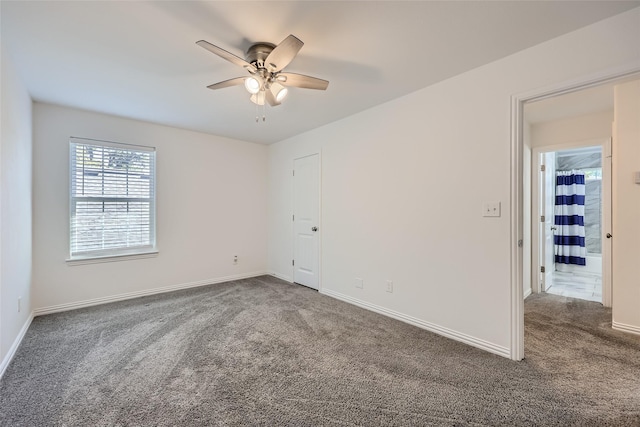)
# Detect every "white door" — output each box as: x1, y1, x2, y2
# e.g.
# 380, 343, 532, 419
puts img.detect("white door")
602, 137, 612, 307
540, 152, 556, 292
293, 154, 320, 289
